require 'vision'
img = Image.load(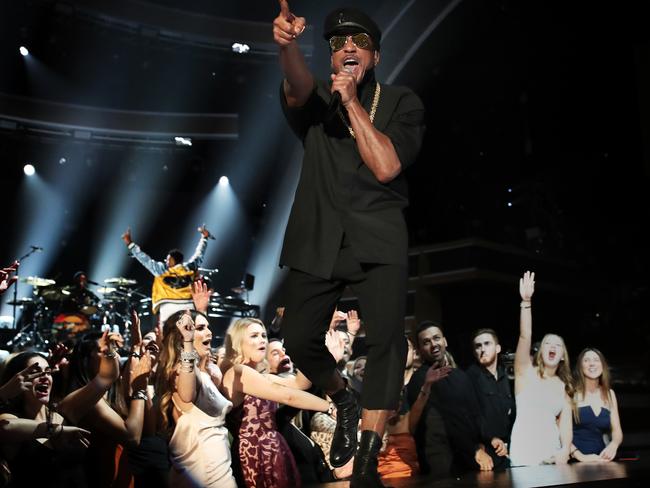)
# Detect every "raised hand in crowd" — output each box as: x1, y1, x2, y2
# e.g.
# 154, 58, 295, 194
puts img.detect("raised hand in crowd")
191, 279, 212, 314
329, 309, 347, 331
0, 260, 19, 295
423, 364, 452, 390
519, 270, 535, 302
128, 349, 153, 397
345, 310, 361, 337
129, 307, 143, 352
48, 343, 71, 372
325, 328, 346, 363
0, 362, 43, 402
